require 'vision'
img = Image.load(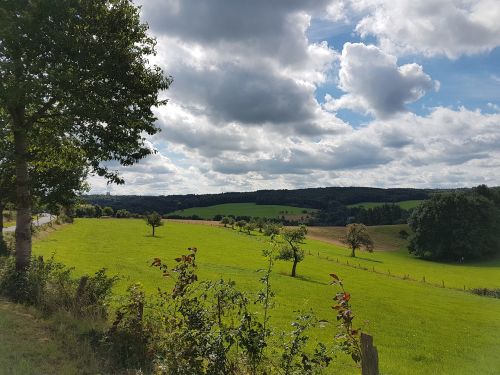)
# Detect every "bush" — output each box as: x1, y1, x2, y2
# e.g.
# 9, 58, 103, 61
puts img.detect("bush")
105, 248, 362, 374
0, 255, 116, 317
470, 288, 500, 299
115, 209, 131, 218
